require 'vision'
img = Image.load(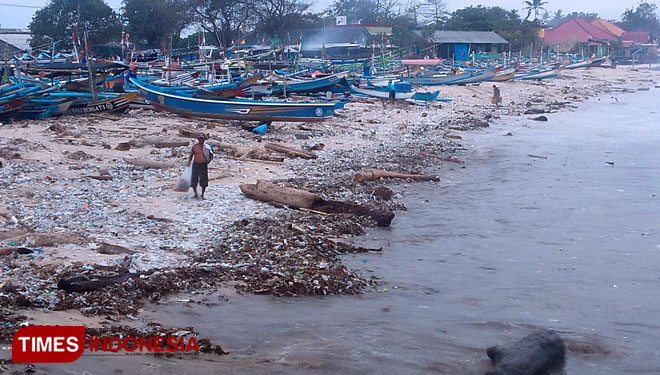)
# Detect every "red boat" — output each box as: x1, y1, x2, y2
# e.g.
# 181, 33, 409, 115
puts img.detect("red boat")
0, 97, 27, 121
